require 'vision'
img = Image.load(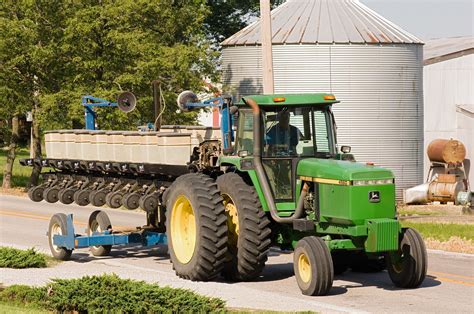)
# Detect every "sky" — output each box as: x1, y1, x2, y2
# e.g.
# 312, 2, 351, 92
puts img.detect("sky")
360, 0, 473, 40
